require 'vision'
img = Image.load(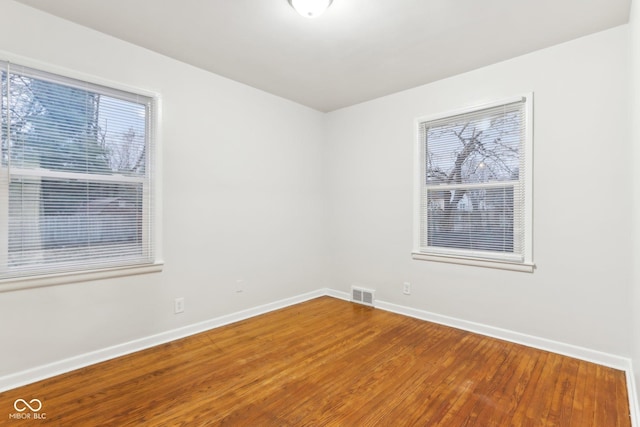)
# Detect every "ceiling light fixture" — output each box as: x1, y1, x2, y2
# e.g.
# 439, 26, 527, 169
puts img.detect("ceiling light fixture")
288, 0, 333, 18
